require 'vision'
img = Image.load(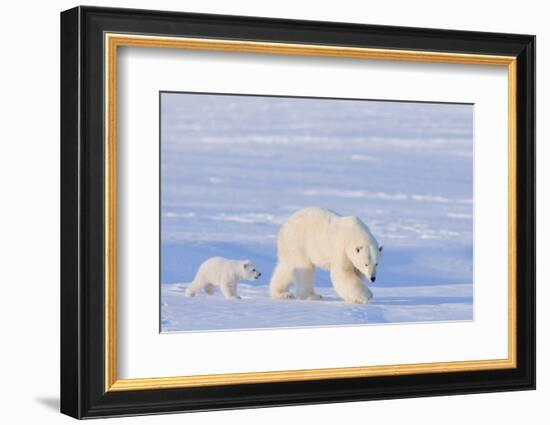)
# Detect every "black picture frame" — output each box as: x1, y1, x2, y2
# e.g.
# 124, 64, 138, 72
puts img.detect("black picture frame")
61, 5, 535, 419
